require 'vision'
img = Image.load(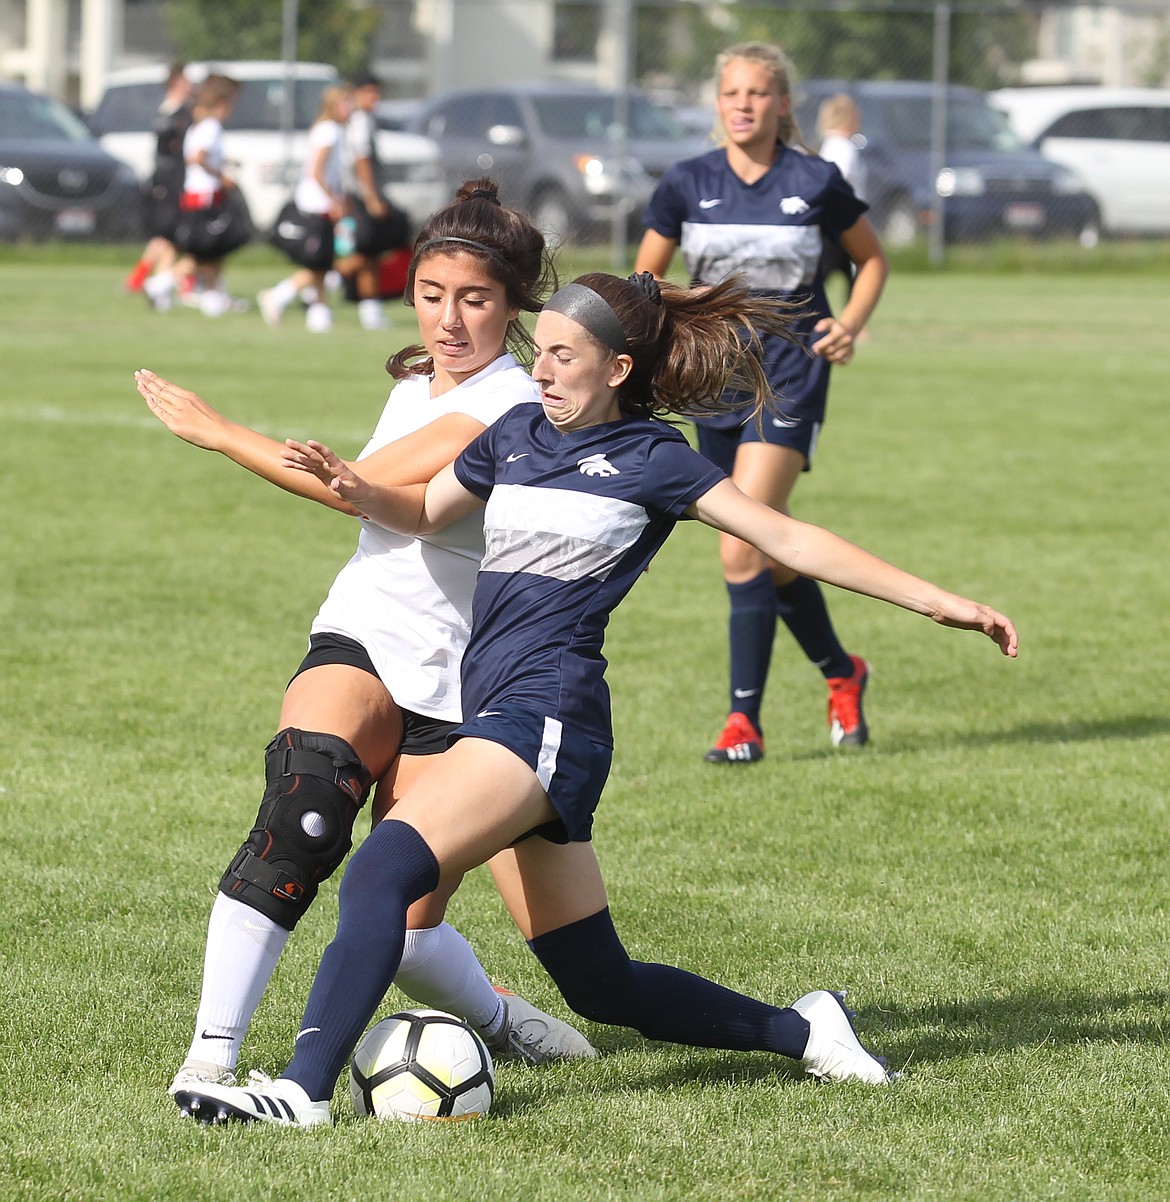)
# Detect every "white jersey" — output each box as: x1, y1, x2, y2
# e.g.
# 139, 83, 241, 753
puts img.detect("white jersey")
183, 117, 224, 196
310, 354, 539, 721
295, 119, 345, 215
